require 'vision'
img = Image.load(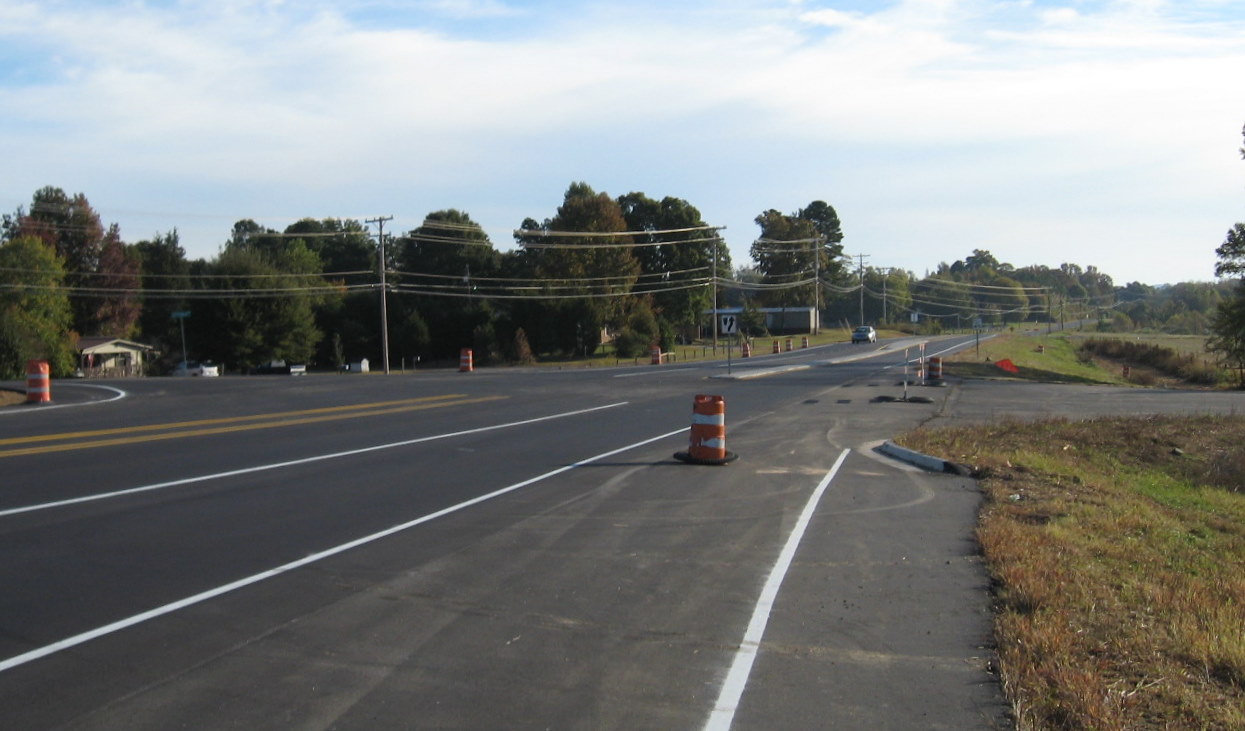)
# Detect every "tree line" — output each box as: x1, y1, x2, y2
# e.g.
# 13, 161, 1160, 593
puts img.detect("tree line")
0, 183, 849, 377
0, 179, 1231, 380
